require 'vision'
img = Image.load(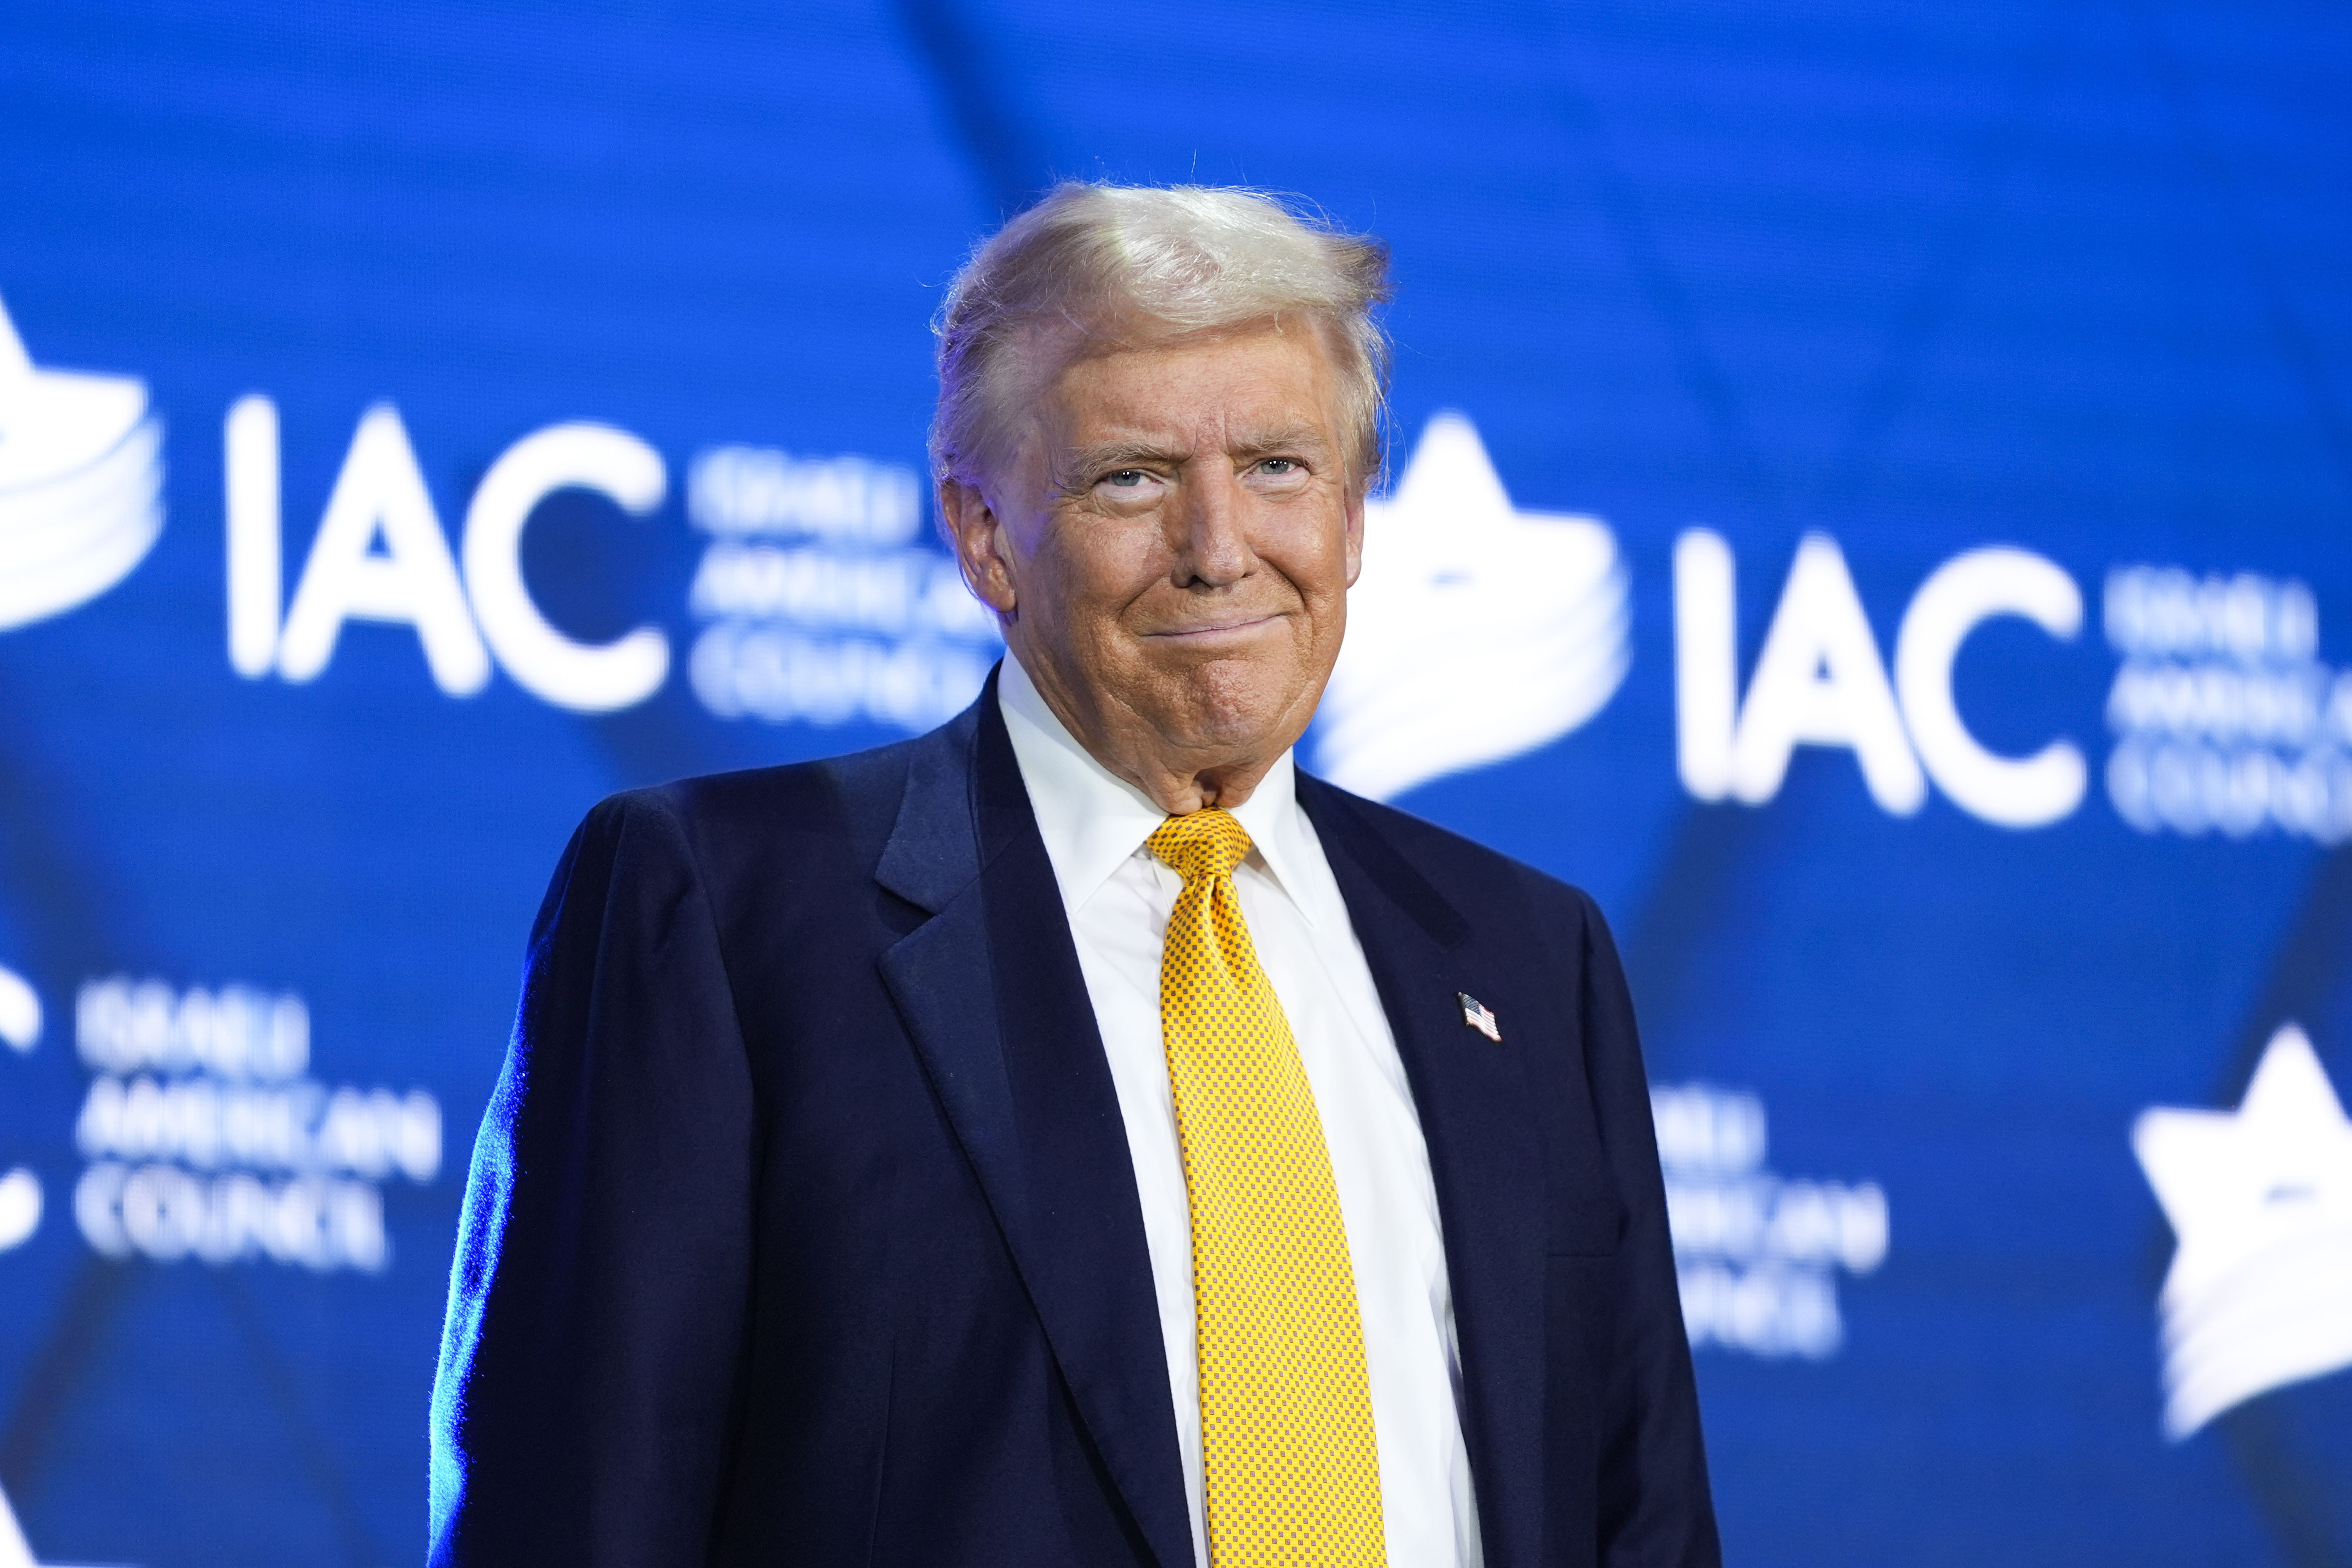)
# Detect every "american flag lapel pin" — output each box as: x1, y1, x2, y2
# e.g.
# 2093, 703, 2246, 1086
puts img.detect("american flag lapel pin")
1458, 992, 1502, 1042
